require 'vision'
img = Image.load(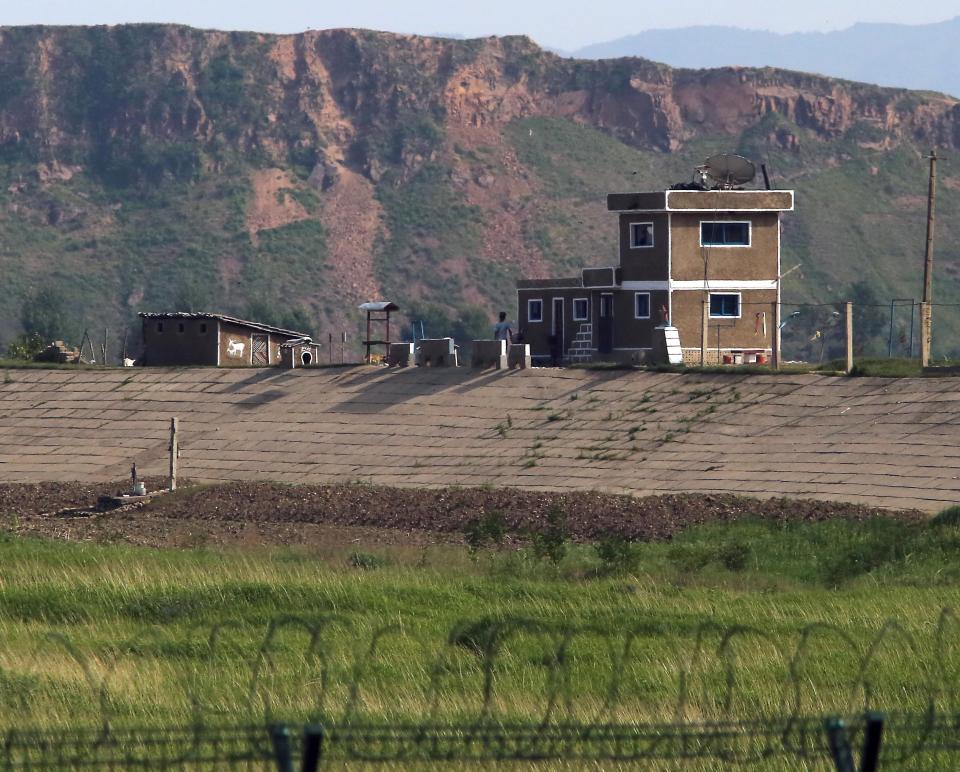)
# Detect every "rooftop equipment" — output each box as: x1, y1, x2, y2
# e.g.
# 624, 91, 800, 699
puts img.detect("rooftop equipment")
695, 154, 757, 190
